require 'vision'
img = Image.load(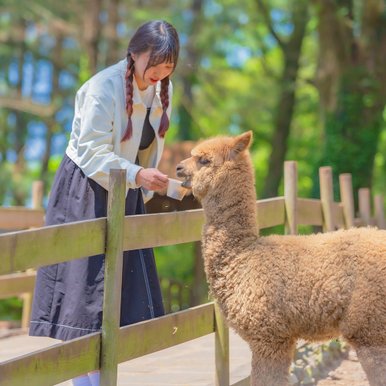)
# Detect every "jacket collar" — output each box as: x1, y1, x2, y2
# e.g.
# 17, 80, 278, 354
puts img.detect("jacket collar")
119, 58, 162, 109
